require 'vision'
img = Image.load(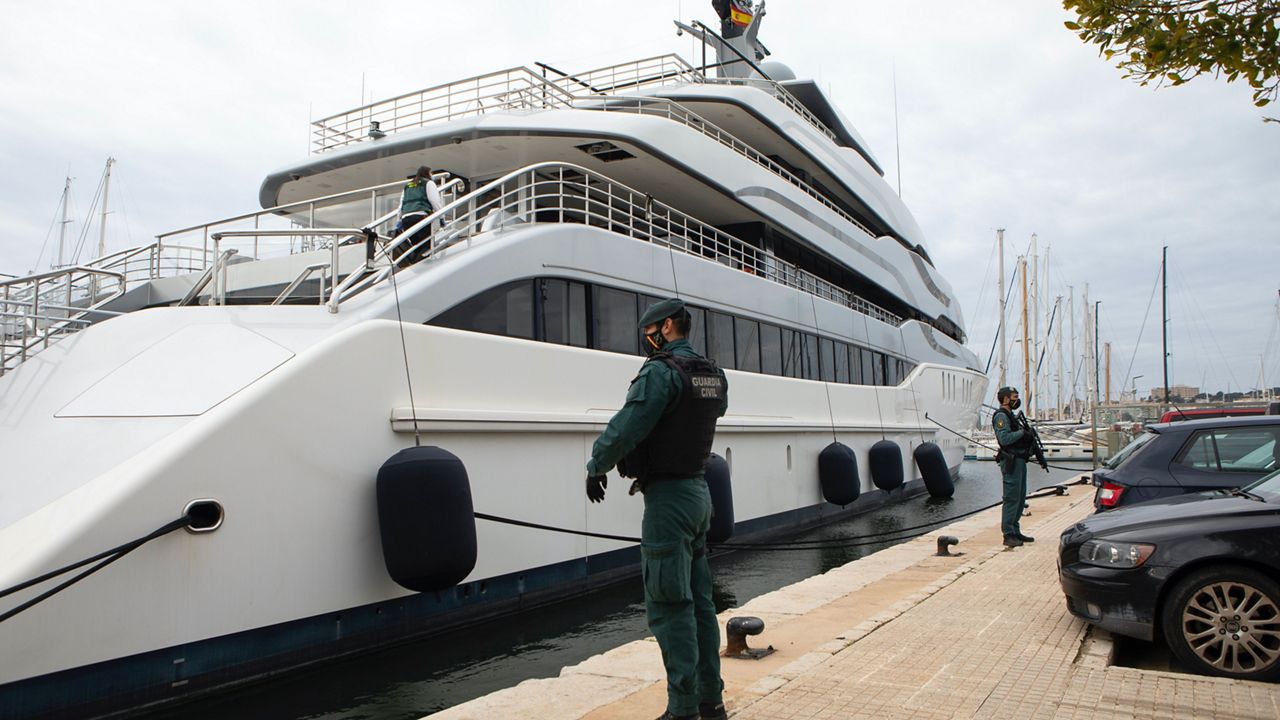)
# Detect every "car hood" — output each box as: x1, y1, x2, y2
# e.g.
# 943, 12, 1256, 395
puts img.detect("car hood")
1070, 491, 1277, 538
